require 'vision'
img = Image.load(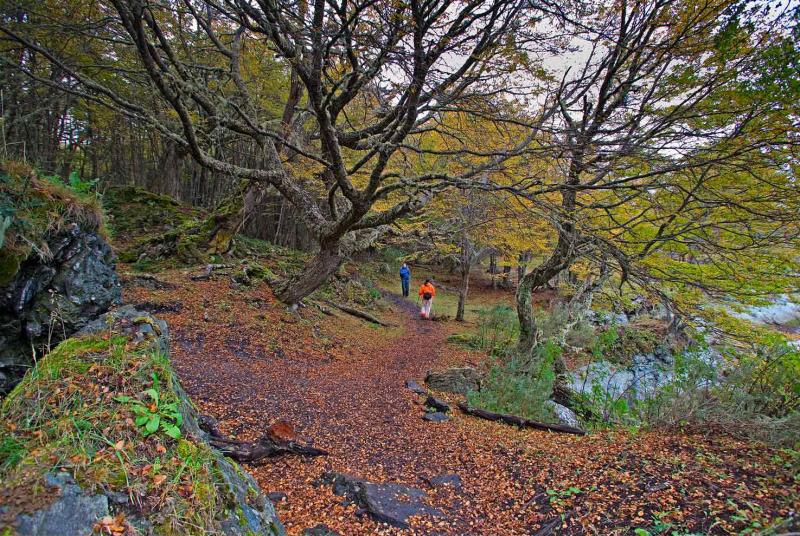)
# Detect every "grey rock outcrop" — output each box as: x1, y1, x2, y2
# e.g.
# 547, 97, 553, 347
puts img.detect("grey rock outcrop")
570, 347, 721, 403
0, 223, 121, 394
425, 367, 481, 394
544, 400, 581, 428
12, 473, 109, 536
